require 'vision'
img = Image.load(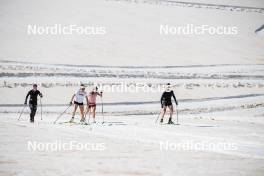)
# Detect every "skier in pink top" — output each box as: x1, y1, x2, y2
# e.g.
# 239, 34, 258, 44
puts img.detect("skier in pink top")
86, 86, 103, 123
